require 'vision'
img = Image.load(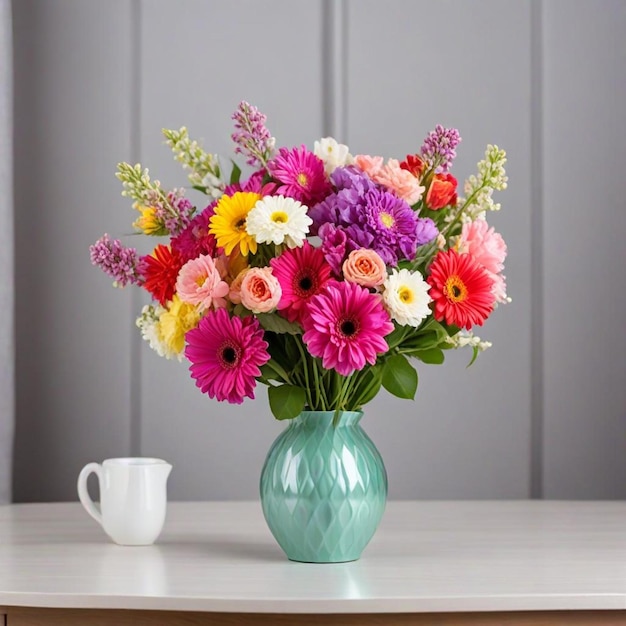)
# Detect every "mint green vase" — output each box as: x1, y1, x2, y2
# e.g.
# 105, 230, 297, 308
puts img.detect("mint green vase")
260, 410, 387, 563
